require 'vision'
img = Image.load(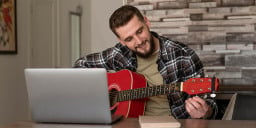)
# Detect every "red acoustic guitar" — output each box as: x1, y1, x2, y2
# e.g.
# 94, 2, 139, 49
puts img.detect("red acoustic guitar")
107, 69, 219, 118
